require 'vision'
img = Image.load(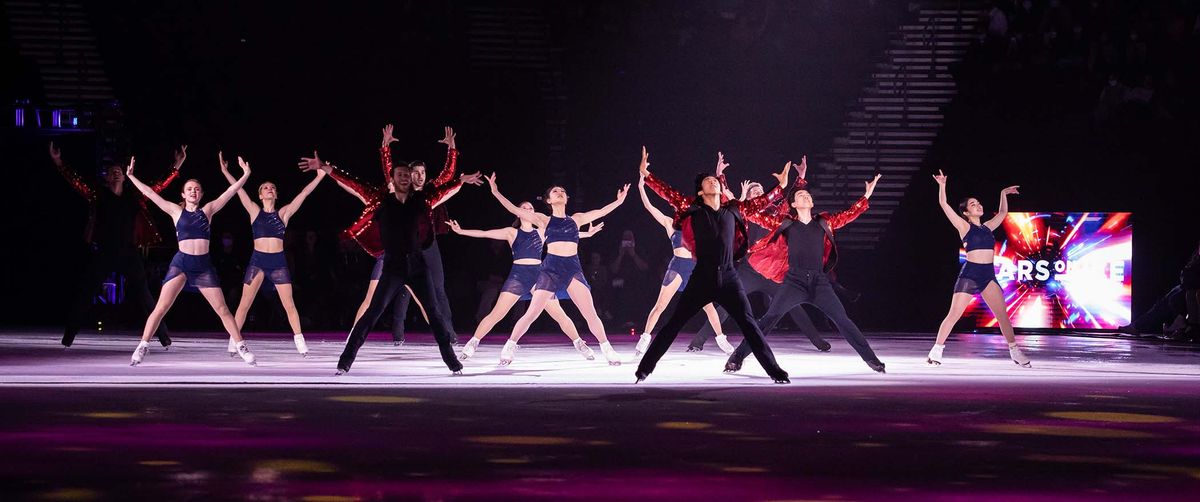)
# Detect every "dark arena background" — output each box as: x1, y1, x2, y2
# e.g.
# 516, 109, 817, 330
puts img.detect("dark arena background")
2, 1, 1199, 500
